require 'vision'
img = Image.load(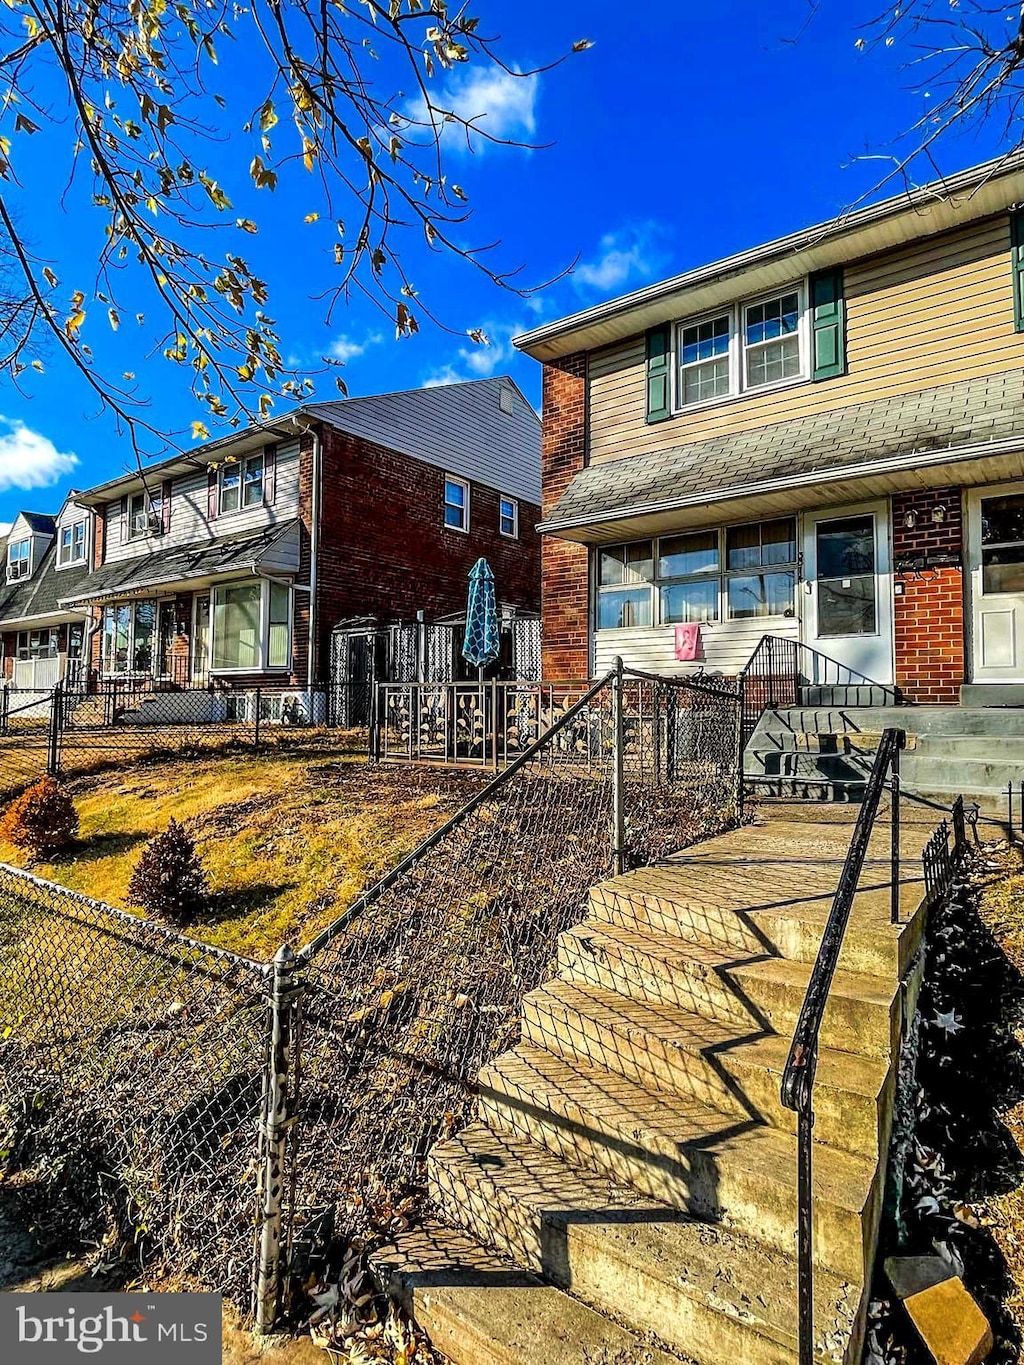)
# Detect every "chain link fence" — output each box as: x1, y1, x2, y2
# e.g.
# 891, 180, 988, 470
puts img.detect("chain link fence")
0, 868, 271, 1302
0, 663, 742, 1329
